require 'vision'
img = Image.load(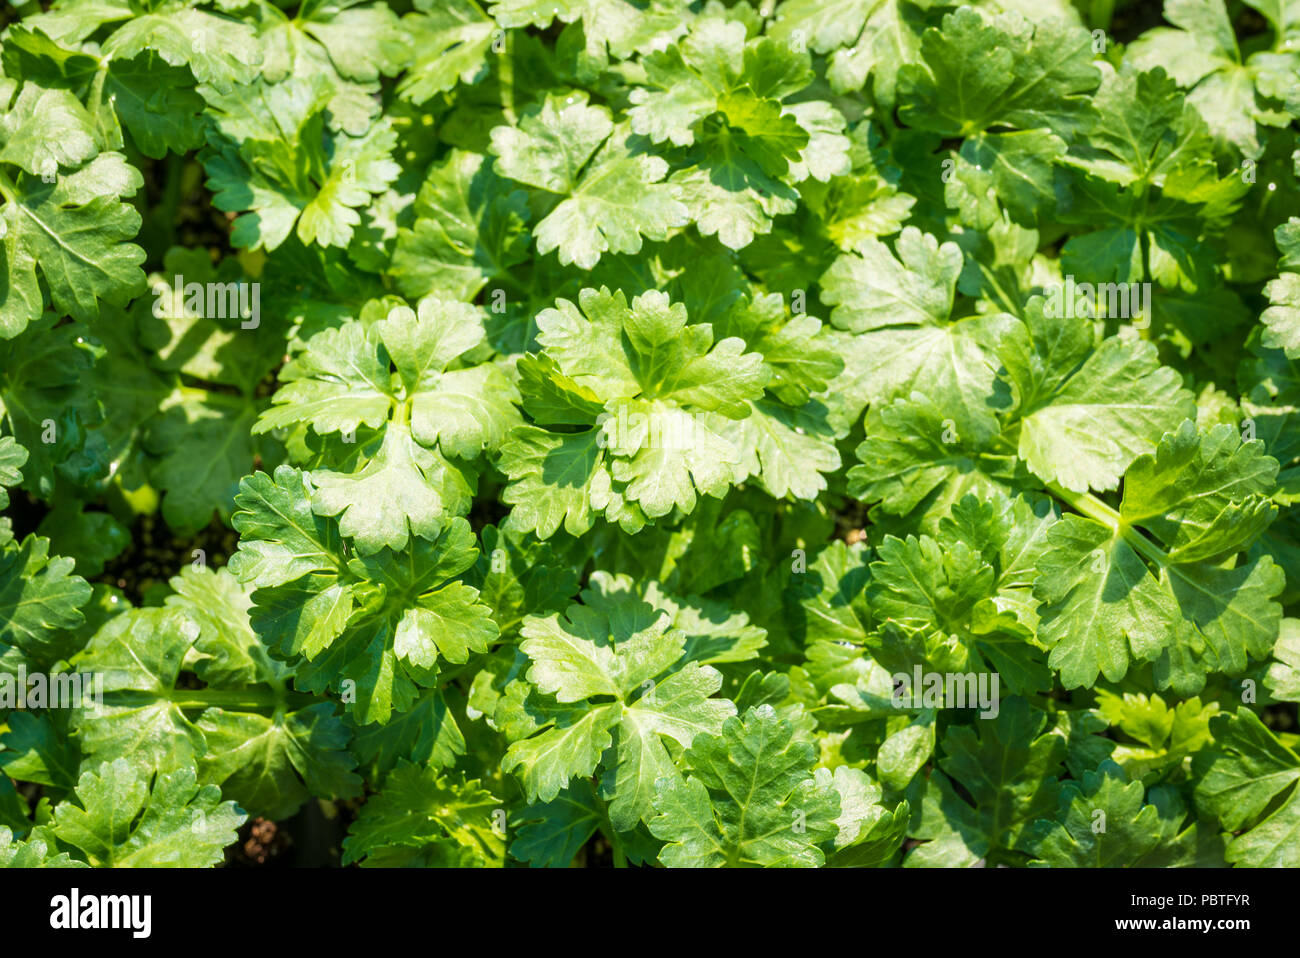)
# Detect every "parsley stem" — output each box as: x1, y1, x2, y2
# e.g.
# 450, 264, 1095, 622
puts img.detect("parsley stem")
1044, 481, 1170, 567
593, 793, 628, 868
88, 57, 110, 120
498, 29, 516, 126
159, 152, 183, 249
162, 688, 315, 711
178, 385, 253, 408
